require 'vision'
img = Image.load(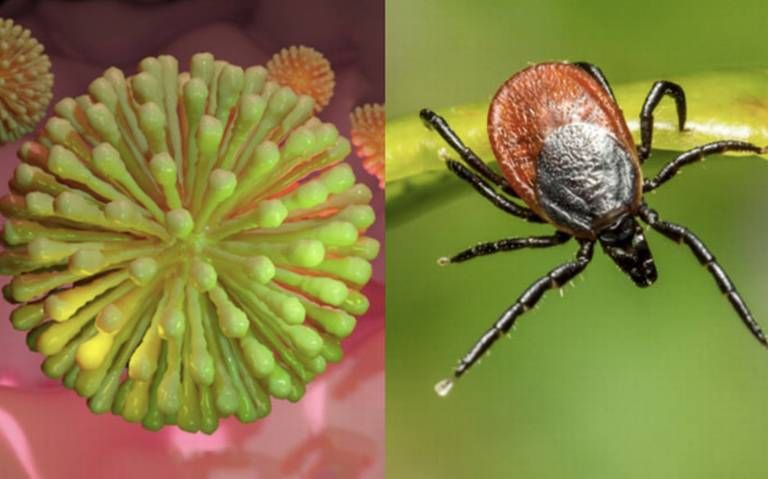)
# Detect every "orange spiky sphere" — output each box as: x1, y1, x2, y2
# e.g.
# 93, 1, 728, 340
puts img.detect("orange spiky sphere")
267, 46, 334, 113
0, 18, 53, 144
350, 103, 384, 188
